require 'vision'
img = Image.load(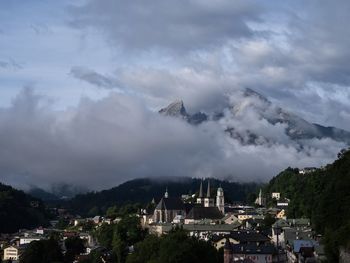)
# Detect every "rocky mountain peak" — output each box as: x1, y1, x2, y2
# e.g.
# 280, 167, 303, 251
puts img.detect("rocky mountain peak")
159, 100, 188, 117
